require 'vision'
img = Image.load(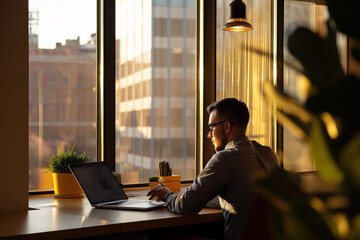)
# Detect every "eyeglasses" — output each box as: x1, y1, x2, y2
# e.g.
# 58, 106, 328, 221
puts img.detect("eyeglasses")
208, 120, 227, 134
